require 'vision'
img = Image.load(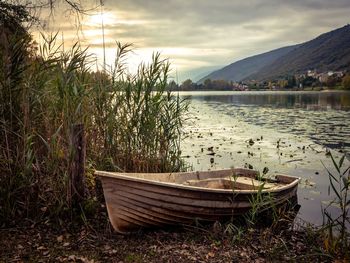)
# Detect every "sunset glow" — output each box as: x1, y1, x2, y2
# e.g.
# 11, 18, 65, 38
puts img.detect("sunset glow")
86, 13, 117, 27
33, 0, 350, 82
